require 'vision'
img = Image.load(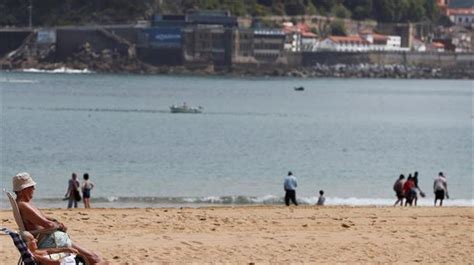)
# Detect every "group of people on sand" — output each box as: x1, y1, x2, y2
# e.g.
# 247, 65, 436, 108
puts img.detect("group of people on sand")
283, 171, 325, 206
65, 172, 95, 209
9, 172, 108, 264
393, 171, 449, 207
